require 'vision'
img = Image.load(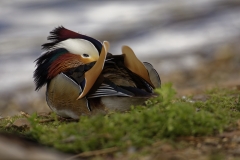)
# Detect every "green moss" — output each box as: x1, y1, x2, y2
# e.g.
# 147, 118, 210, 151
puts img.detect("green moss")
0, 115, 29, 135
0, 83, 240, 153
